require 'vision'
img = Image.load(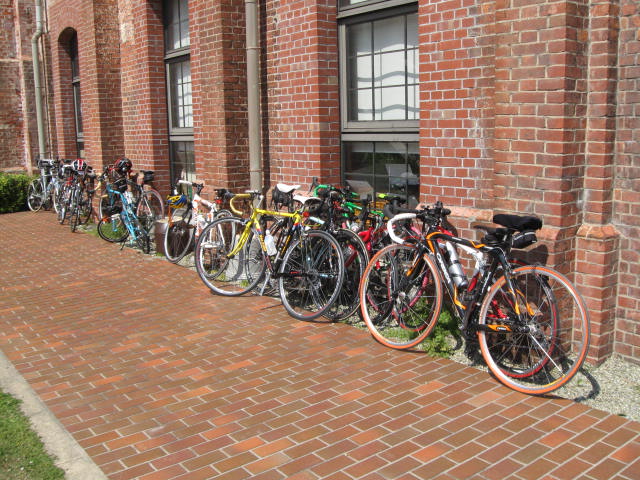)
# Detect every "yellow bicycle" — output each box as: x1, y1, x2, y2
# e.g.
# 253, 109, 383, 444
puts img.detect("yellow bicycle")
194, 185, 345, 321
